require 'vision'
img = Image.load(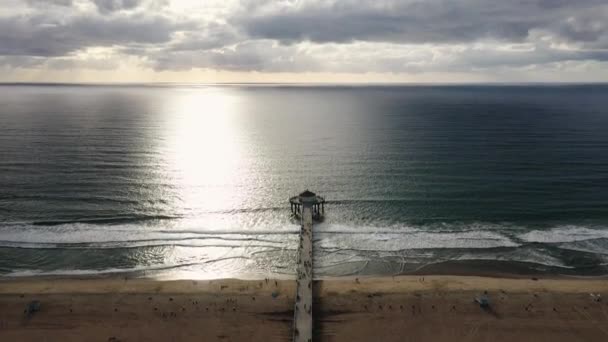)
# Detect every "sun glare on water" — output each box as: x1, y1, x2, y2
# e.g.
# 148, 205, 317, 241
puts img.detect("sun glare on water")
149, 87, 258, 279
162, 88, 247, 215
